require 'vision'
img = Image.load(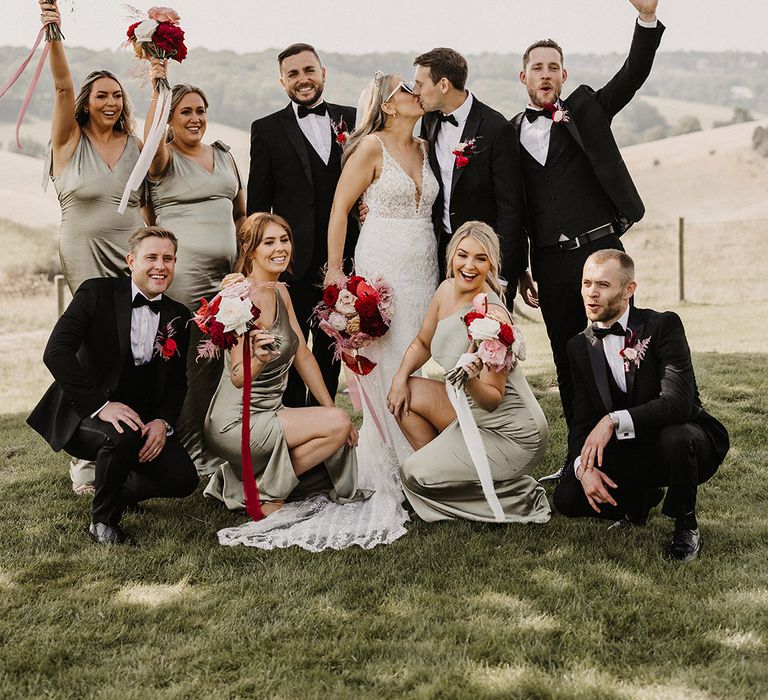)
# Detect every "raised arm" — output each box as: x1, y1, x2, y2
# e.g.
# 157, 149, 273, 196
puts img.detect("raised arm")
40, 2, 78, 160
146, 59, 172, 178
324, 136, 380, 285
